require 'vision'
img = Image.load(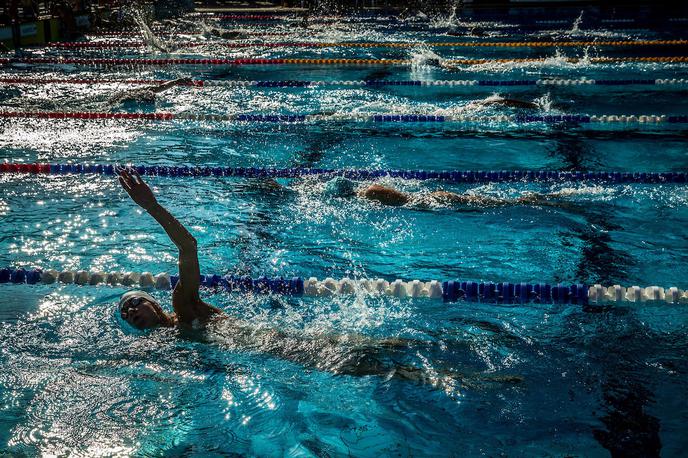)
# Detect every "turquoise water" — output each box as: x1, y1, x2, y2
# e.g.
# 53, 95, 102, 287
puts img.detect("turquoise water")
1, 11, 688, 456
